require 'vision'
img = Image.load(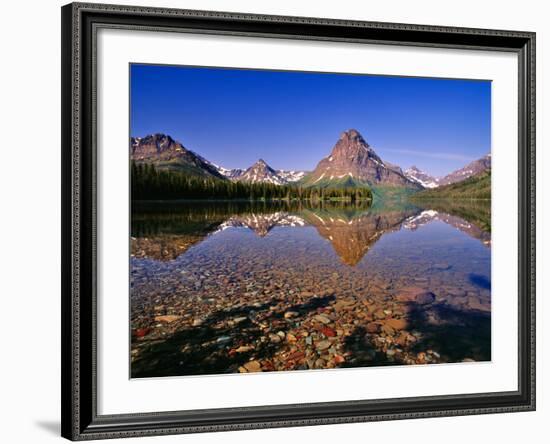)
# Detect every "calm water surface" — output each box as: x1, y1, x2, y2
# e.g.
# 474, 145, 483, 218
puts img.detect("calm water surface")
130, 200, 491, 378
